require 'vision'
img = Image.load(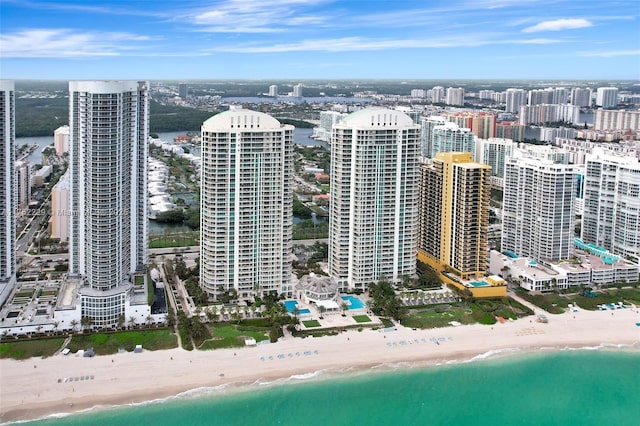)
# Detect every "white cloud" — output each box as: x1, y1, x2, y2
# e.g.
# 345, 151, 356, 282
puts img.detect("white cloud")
191, 0, 330, 33
0, 29, 154, 58
208, 35, 569, 53
523, 18, 592, 33
577, 49, 640, 58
